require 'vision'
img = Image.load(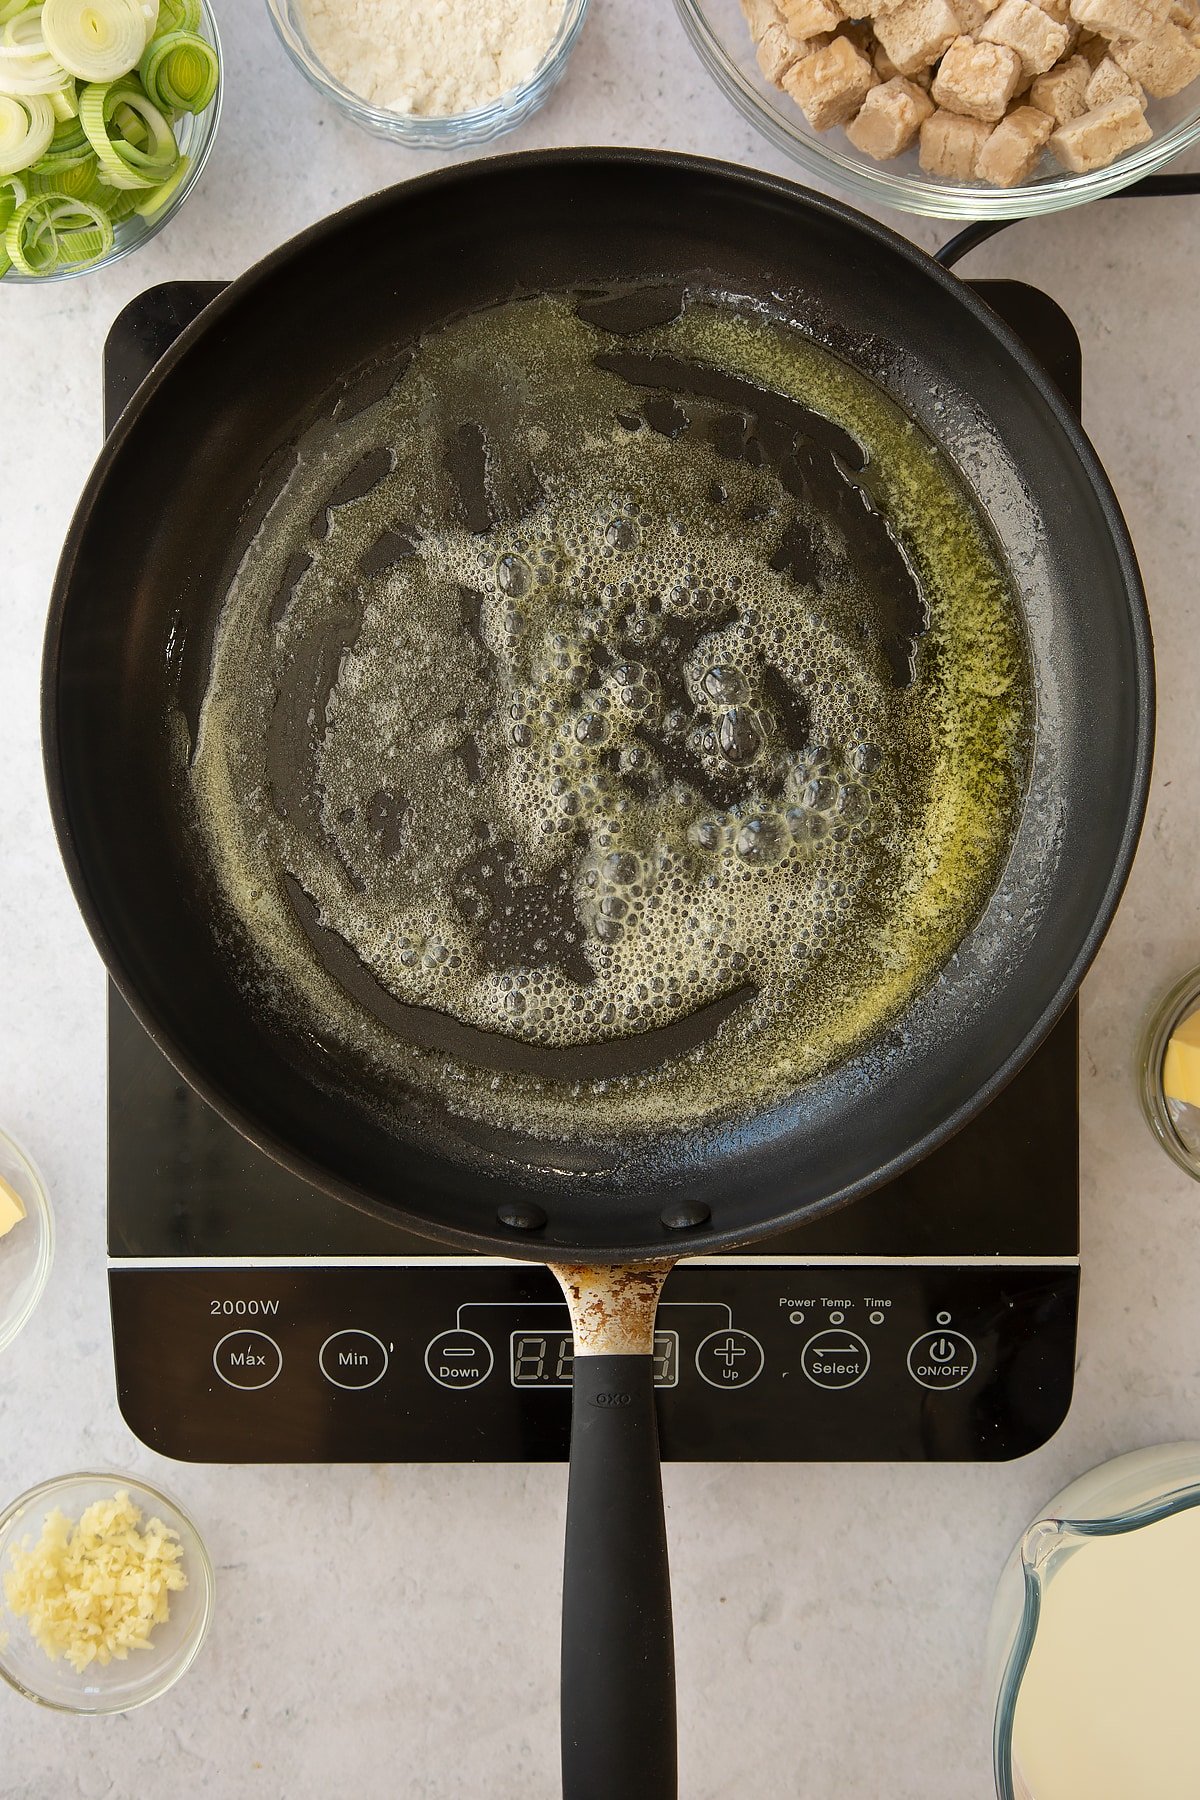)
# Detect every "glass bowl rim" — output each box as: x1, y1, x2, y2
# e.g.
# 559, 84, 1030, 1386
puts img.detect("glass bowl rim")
992, 1476, 1200, 1797
671, 0, 1200, 220
1139, 962, 1200, 1180
0, 1469, 216, 1713
3, 0, 224, 286
0, 1126, 54, 1355
264, 0, 591, 134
